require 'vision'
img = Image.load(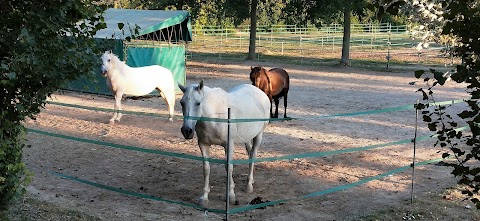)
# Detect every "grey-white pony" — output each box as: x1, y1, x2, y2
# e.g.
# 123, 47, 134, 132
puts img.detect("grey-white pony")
178, 80, 270, 206
100, 51, 176, 124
